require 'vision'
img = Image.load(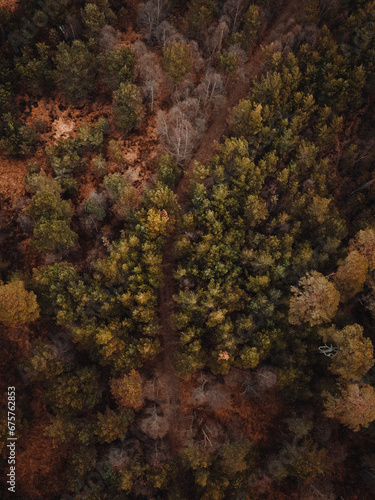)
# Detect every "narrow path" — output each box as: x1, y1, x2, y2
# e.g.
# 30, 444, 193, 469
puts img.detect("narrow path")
158, 0, 301, 452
